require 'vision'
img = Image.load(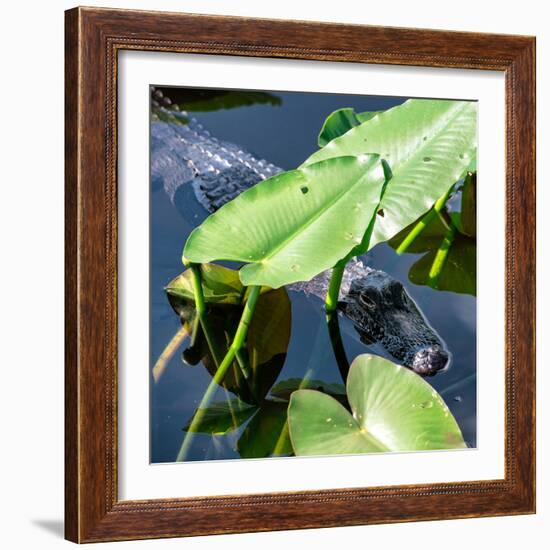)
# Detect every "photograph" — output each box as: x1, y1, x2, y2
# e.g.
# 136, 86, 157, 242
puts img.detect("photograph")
149, 87, 478, 463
